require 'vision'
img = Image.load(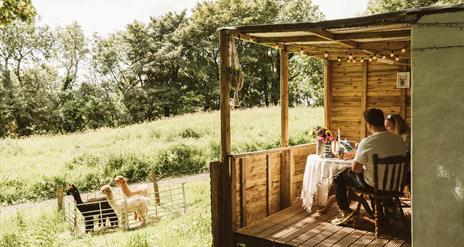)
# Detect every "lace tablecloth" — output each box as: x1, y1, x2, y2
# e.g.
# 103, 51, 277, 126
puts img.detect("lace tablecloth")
301, 154, 351, 212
